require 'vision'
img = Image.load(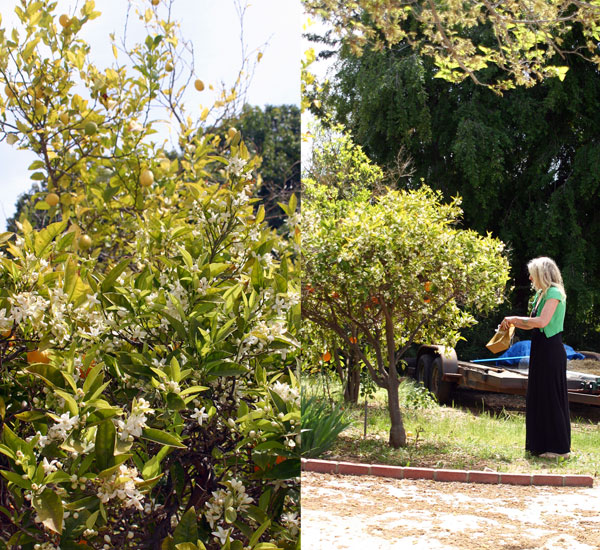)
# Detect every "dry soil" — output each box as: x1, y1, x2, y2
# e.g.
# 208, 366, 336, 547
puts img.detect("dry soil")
302, 471, 600, 550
